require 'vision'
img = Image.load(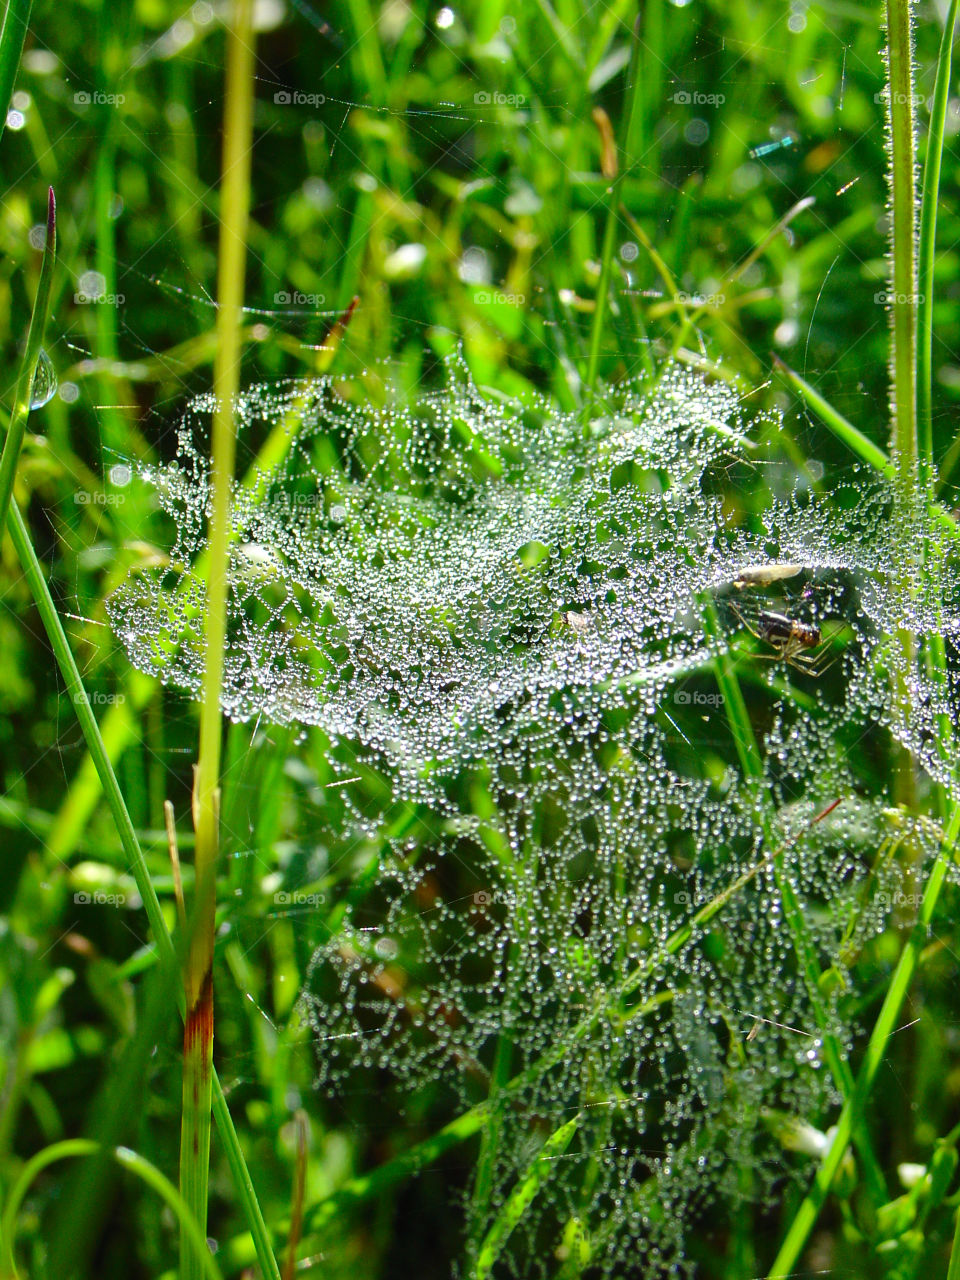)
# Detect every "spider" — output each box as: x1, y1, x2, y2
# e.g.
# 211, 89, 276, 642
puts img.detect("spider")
728, 600, 835, 676
562, 608, 593, 658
